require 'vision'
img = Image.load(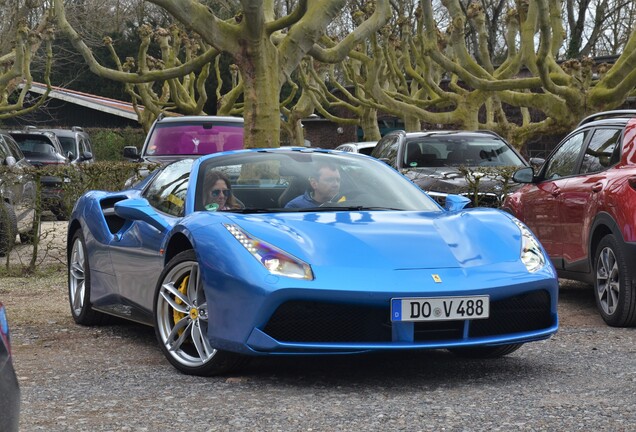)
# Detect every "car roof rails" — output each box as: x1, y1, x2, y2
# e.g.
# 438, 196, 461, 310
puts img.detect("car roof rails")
475, 130, 499, 137
577, 110, 636, 127
24, 125, 37, 130
71, 126, 84, 132
466, 129, 507, 140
